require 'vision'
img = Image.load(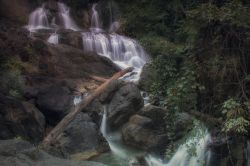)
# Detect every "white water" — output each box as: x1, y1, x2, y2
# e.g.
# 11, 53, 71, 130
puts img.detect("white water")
100, 106, 212, 166
100, 106, 139, 159
58, 2, 80, 31
91, 4, 101, 31
82, 4, 148, 82
27, 2, 80, 43
47, 32, 59, 44
27, 5, 50, 32
145, 127, 211, 166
